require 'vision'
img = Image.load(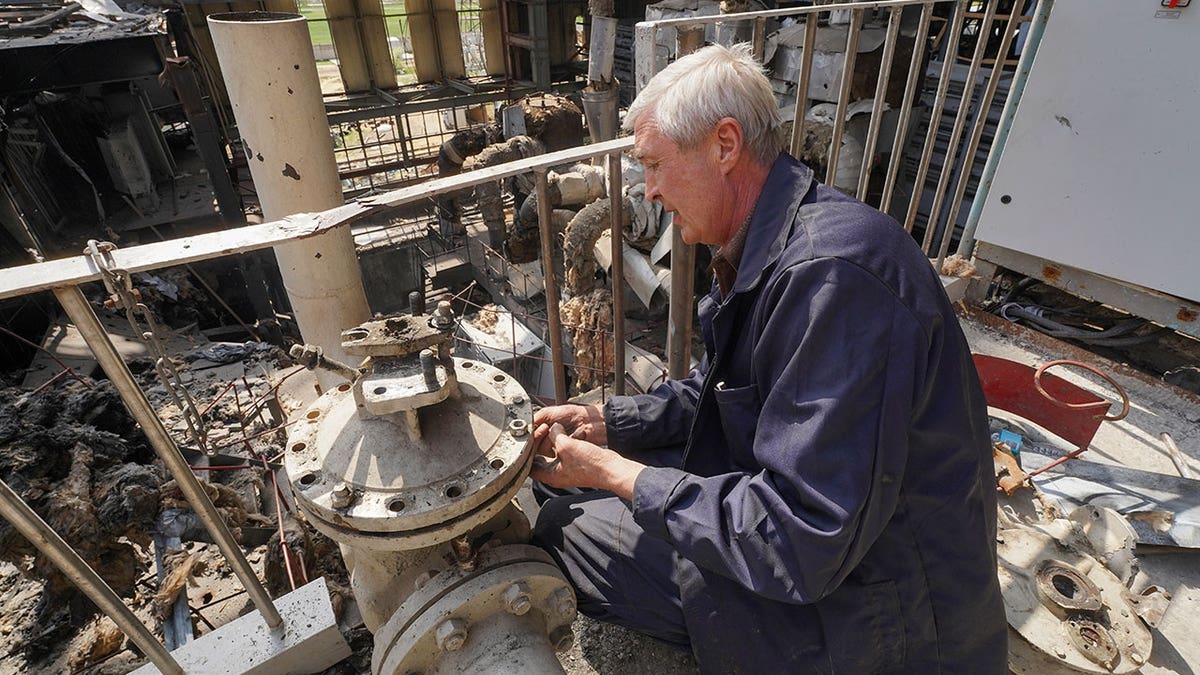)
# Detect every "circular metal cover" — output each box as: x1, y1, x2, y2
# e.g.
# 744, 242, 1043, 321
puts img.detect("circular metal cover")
998, 526, 1152, 674
285, 357, 533, 548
